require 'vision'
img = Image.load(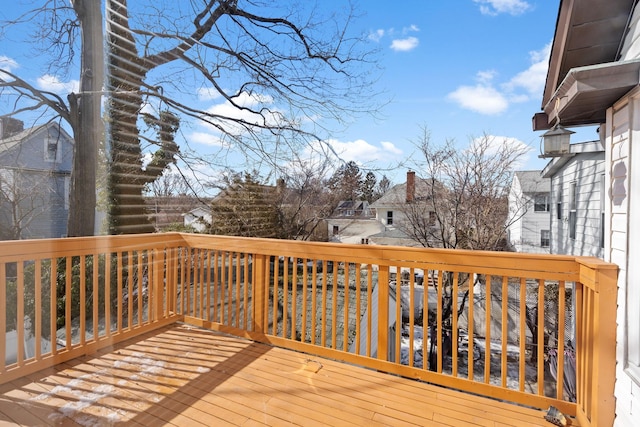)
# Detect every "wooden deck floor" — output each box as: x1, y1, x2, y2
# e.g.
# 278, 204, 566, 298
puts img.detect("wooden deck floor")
0, 324, 567, 426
